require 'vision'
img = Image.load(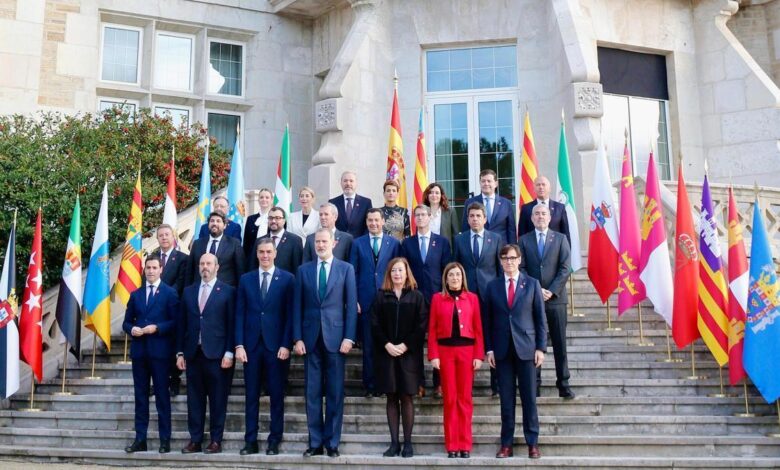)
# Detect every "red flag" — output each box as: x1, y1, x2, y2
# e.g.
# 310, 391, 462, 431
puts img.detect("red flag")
411, 109, 428, 233
519, 111, 539, 205
617, 142, 646, 315
163, 155, 177, 230
19, 209, 43, 382
672, 164, 700, 348
587, 144, 619, 302
386, 82, 407, 208
726, 187, 748, 384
